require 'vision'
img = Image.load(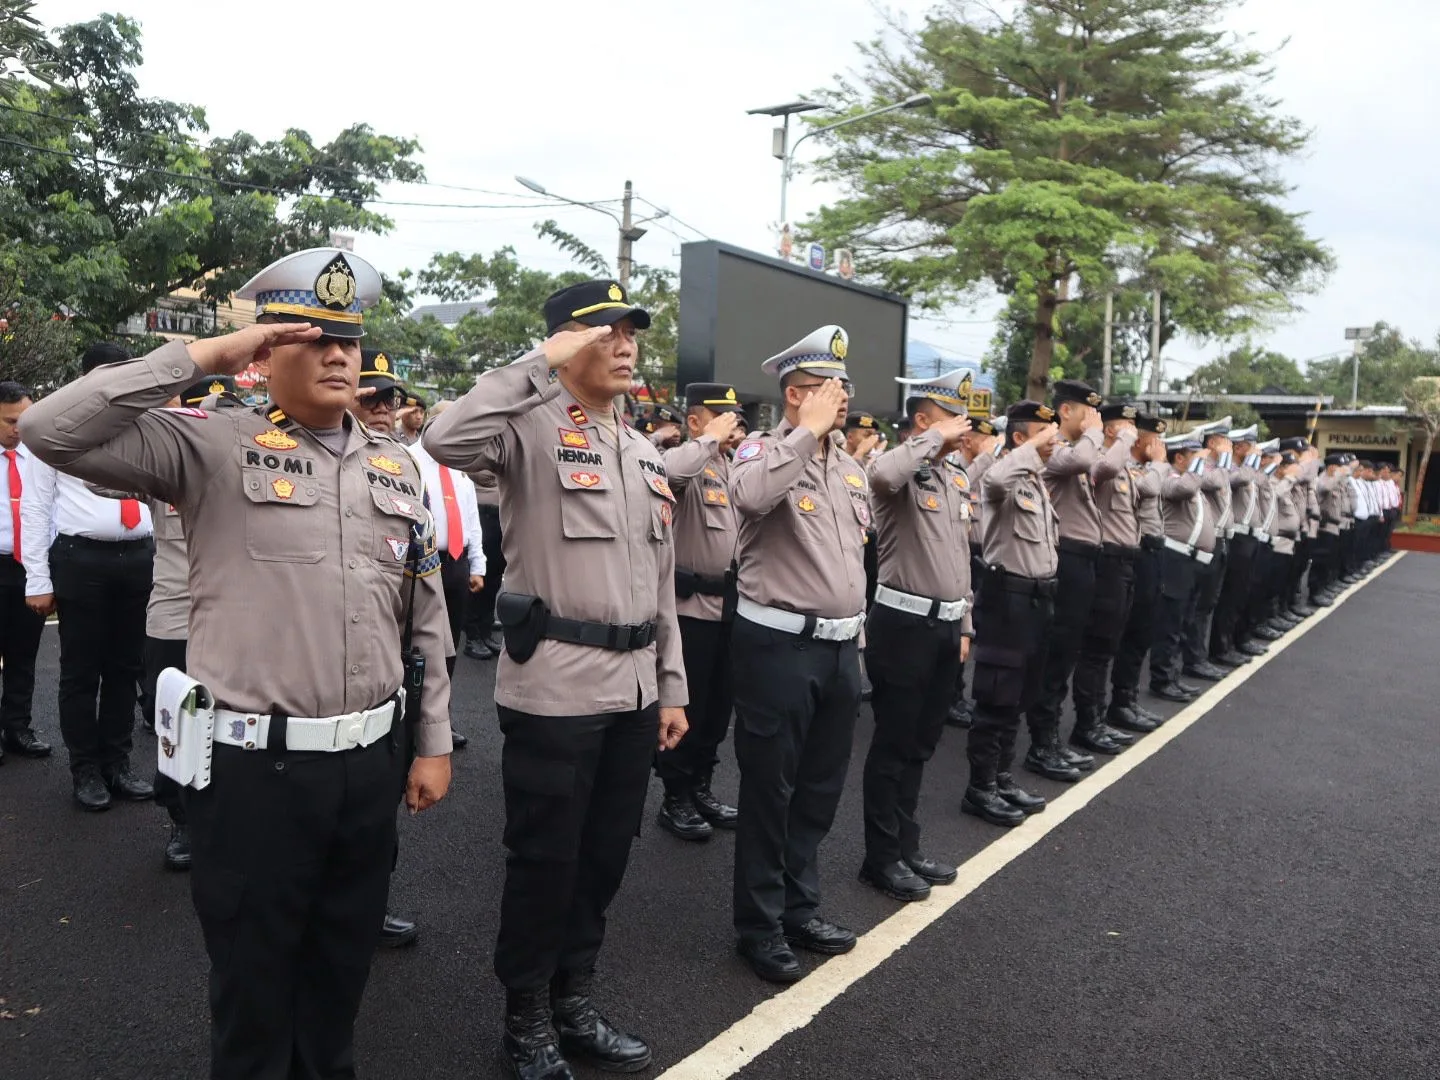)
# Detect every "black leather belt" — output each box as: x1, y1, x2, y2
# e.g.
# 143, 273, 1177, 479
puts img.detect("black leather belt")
675, 568, 728, 597
985, 567, 1058, 599
544, 616, 657, 651
1279, 529, 1299, 540
54, 534, 153, 552
1058, 537, 1102, 559
1100, 543, 1139, 561
1141, 534, 1165, 551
